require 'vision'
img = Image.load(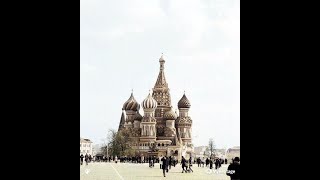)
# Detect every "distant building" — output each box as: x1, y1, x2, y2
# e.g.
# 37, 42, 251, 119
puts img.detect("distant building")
194, 146, 226, 159
80, 137, 93, 155
194, 146, 207, 158
226, 146, 240, 161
